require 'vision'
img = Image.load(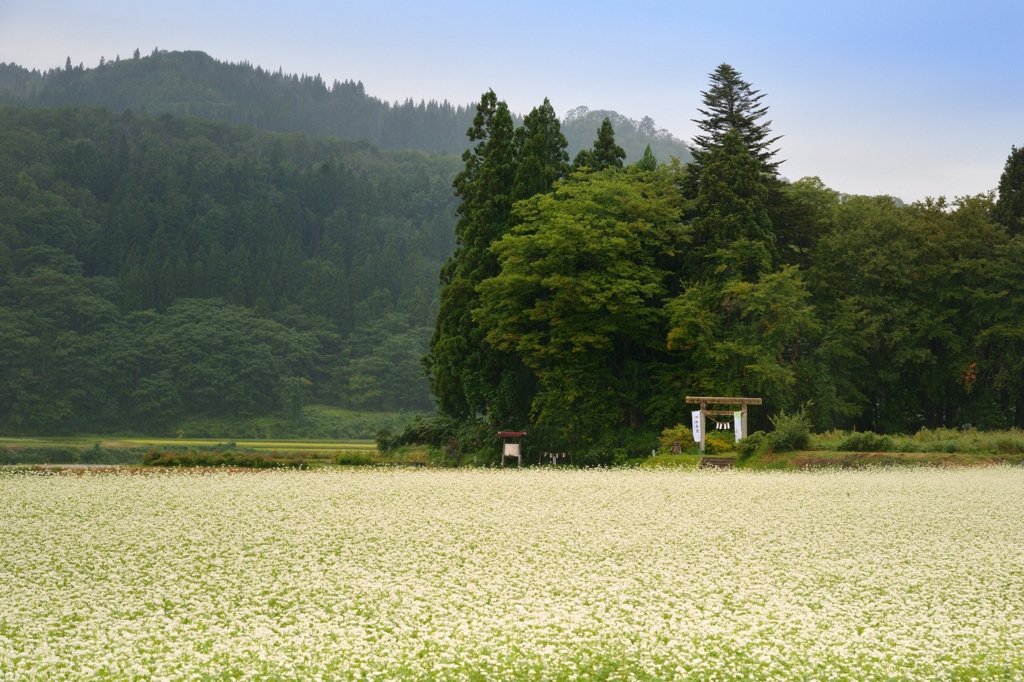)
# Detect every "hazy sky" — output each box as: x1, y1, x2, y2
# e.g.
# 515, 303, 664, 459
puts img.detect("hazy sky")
2, 0, 1021, 201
